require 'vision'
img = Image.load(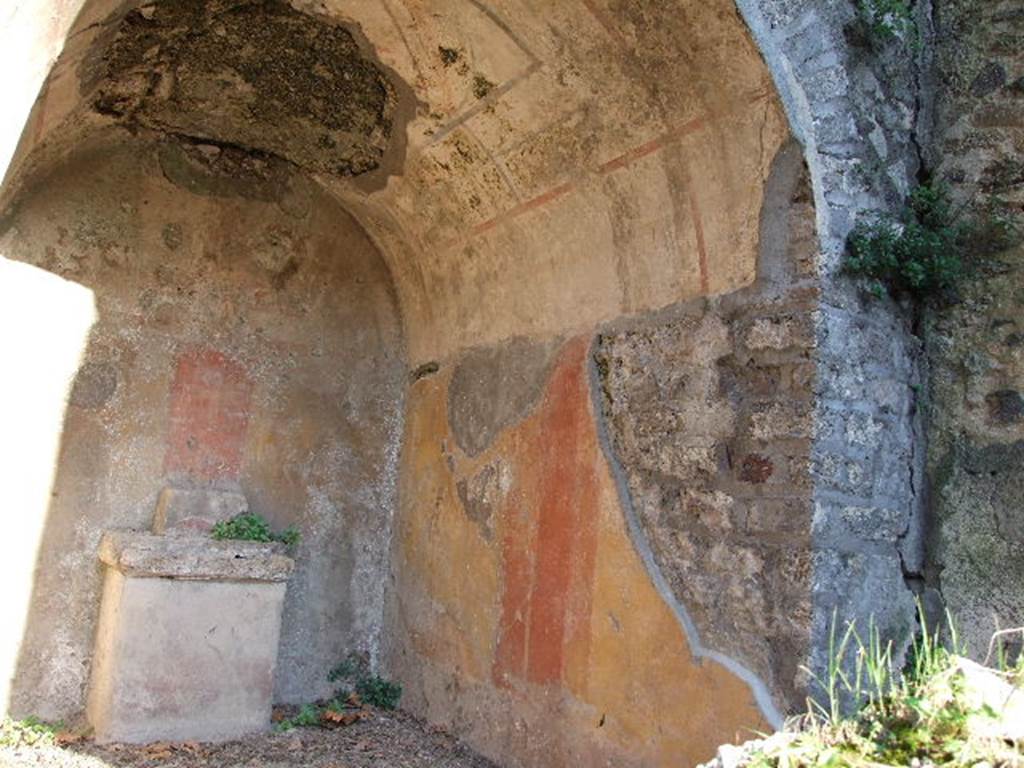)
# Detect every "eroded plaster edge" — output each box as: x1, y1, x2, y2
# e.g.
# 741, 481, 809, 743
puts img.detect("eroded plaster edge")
585, 337, 786, 730
733, 0, 837, 258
